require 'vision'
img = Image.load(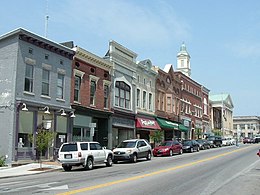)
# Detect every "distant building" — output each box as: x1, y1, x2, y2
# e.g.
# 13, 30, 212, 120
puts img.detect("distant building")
233, 116, 260, 138
209, 94, 234, 137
